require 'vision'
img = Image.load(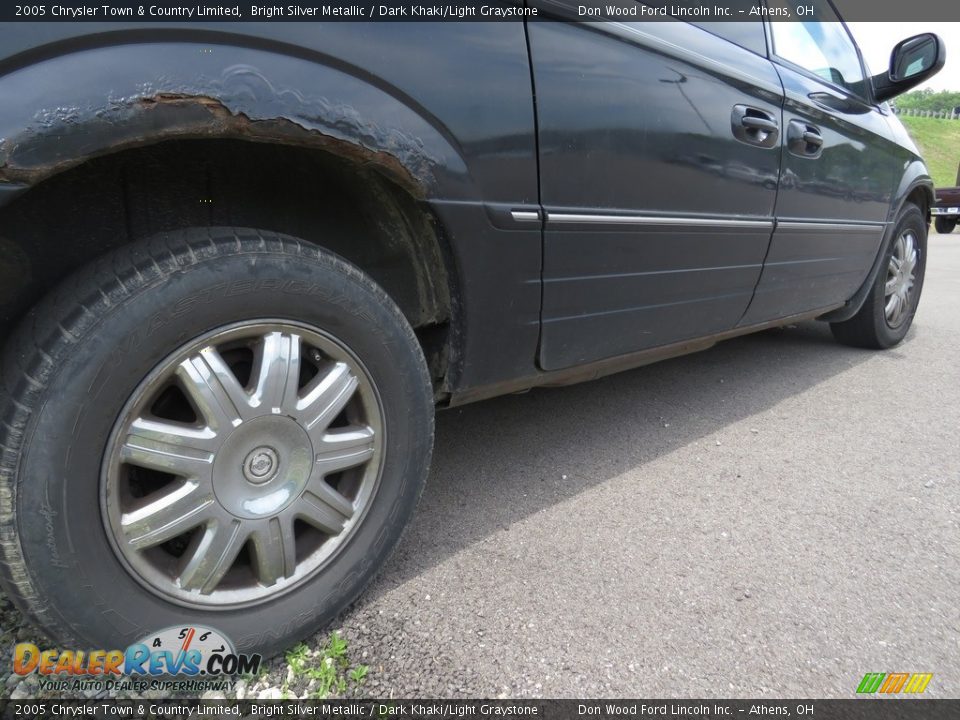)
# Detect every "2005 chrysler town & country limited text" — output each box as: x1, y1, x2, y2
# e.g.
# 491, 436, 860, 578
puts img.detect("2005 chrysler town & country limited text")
0, 4, 945, 654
